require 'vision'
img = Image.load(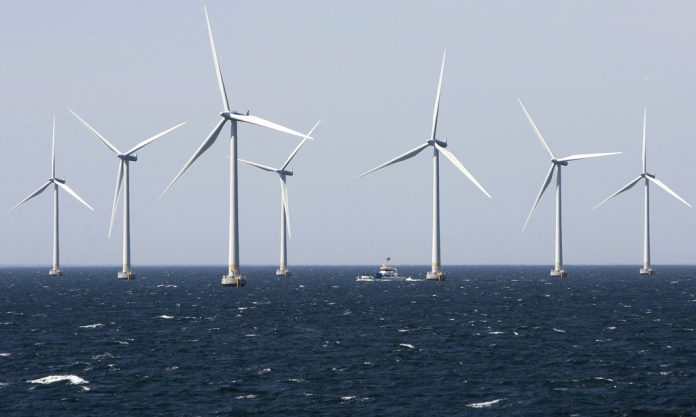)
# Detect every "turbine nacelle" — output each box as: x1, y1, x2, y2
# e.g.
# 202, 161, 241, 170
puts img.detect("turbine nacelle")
641, 172, 655, 179
427, 138, 448, 148
279, 169, 293, 176
551, 159, 568, 166
118, 154, 138, 162
50, 178, 66, 184
221, 111, 250, 119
